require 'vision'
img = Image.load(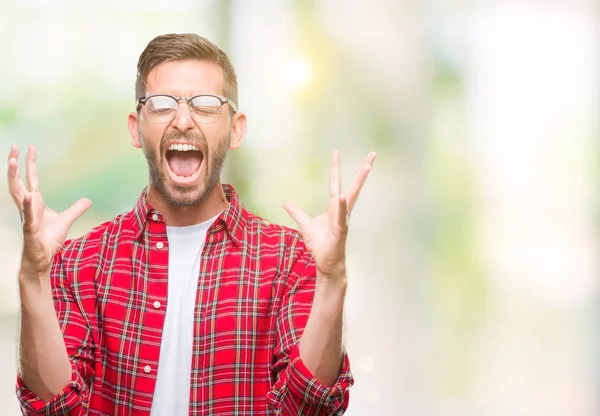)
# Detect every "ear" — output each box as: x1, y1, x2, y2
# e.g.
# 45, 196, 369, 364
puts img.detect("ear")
229, 111, 247, 150
128, 111, 142, 148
